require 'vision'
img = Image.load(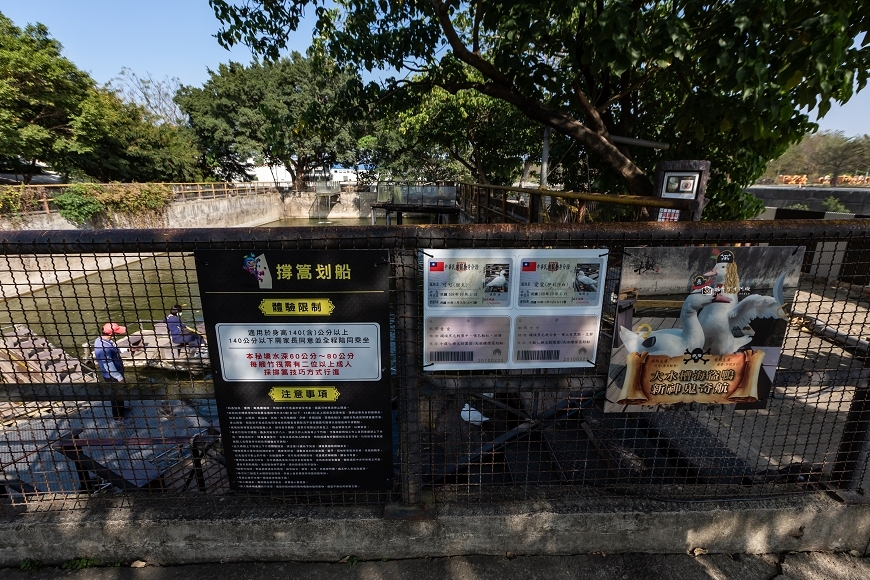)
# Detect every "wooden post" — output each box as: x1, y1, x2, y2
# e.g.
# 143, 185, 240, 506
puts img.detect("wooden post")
652, 160, 711, 221
502, 190, 507, 222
